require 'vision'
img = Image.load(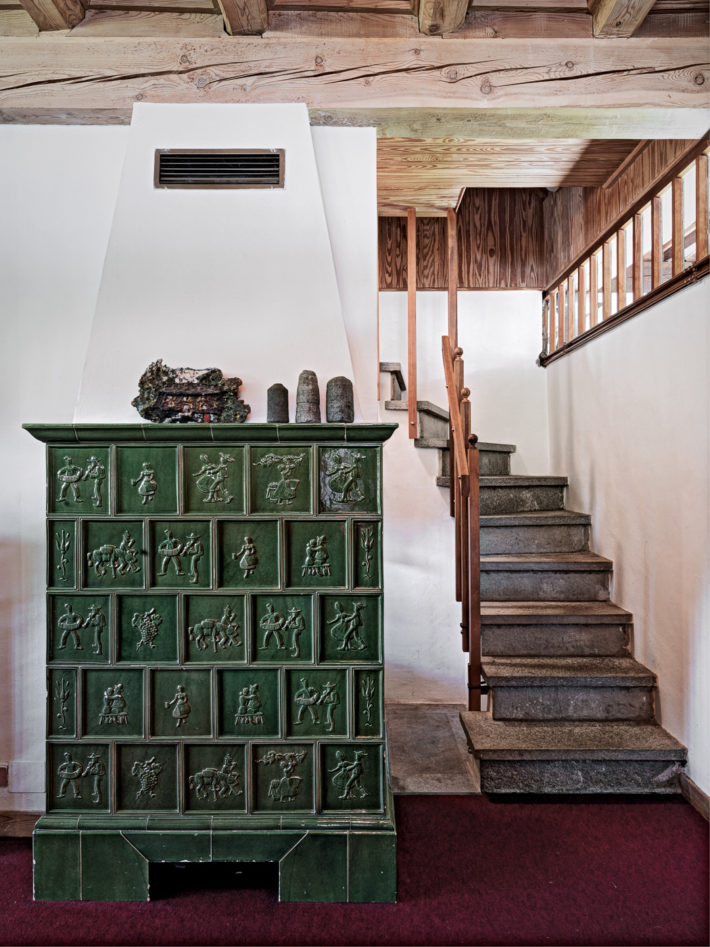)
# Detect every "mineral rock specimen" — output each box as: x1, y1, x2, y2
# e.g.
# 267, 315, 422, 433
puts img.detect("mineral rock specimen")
132, 360, 250, 423
326, 376, 354, 423
295, 370, 321, 423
